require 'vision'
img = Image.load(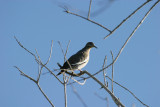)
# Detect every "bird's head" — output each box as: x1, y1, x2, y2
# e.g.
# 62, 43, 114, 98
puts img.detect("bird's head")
85, 42, 97, 49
